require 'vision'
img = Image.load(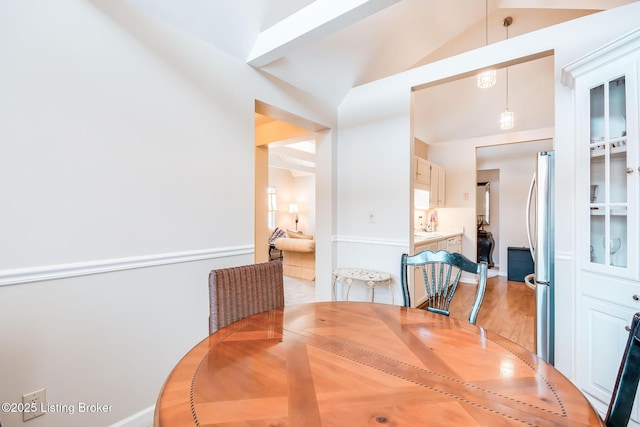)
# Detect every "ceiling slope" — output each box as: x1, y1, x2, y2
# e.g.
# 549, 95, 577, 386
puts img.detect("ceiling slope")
128, 0, 637, 104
